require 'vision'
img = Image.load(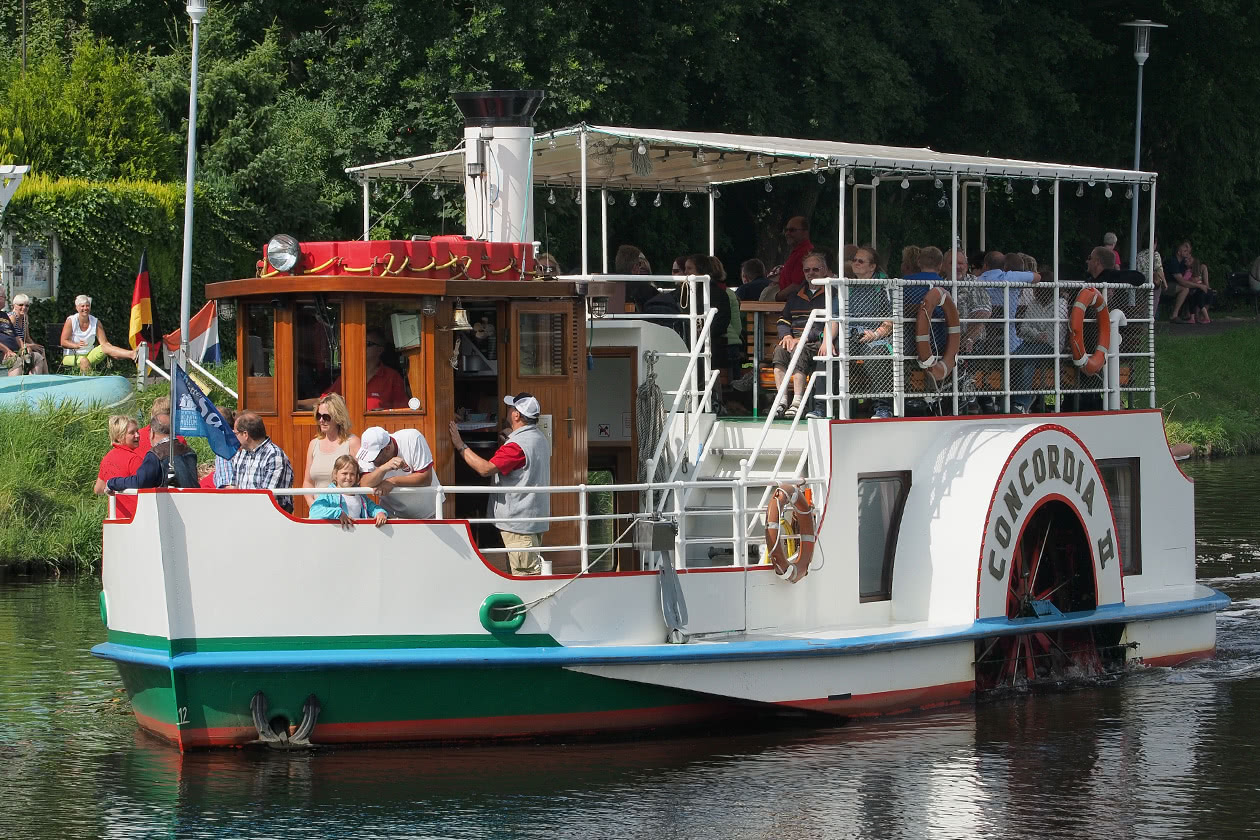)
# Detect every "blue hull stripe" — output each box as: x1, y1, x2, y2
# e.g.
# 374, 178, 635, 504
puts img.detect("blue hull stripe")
92, 589, 1229, 673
